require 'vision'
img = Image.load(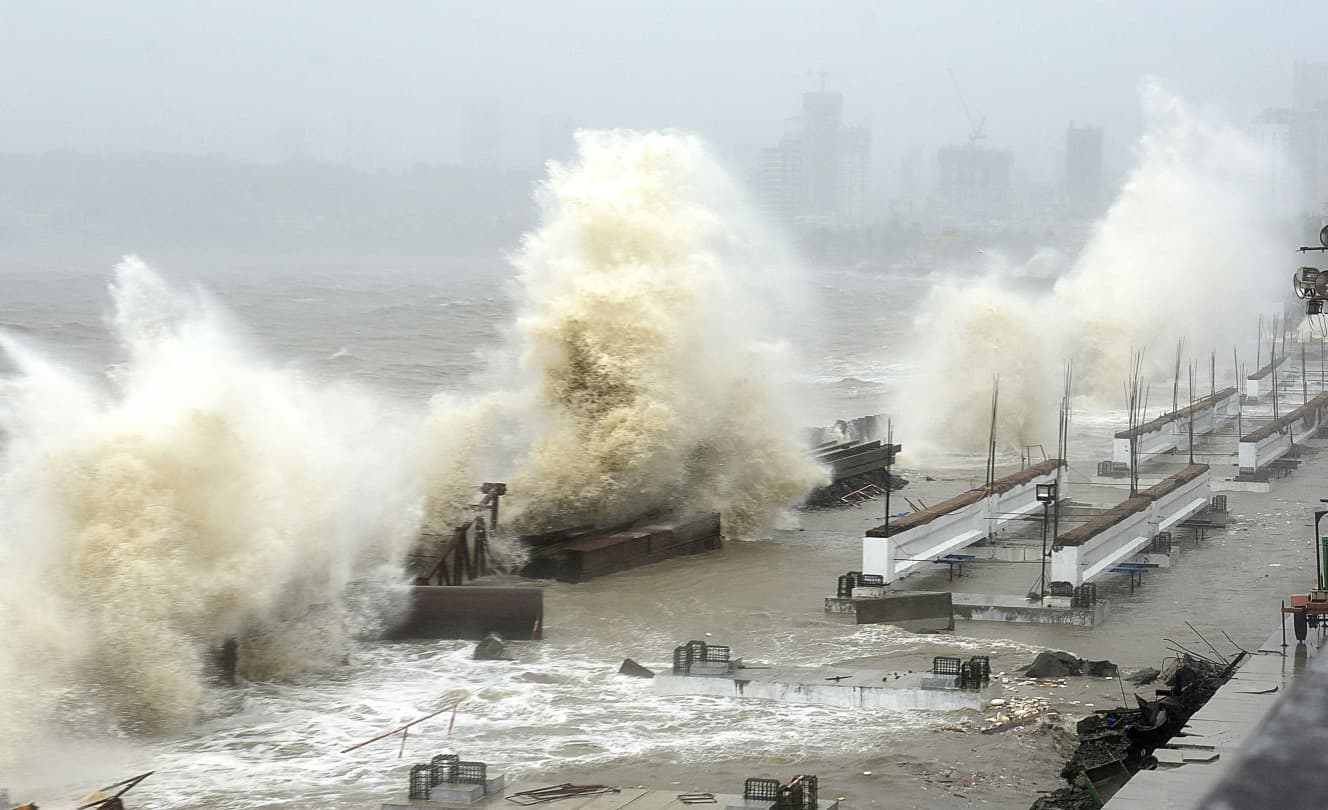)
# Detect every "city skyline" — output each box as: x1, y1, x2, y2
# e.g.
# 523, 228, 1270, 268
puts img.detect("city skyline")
5, 1, 1328, 181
